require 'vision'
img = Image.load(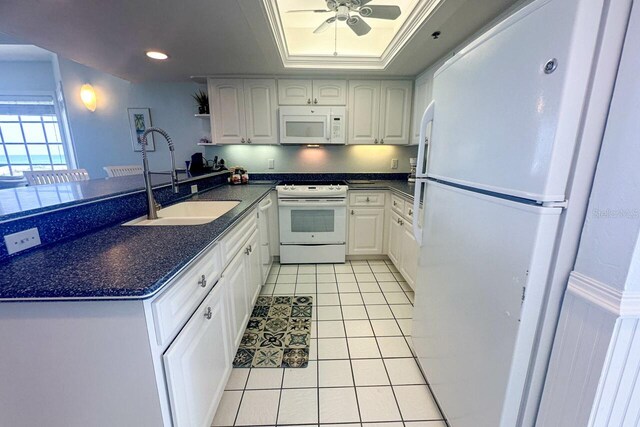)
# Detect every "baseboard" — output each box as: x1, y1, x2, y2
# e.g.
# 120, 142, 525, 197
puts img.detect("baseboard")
567, 271, 640, 316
